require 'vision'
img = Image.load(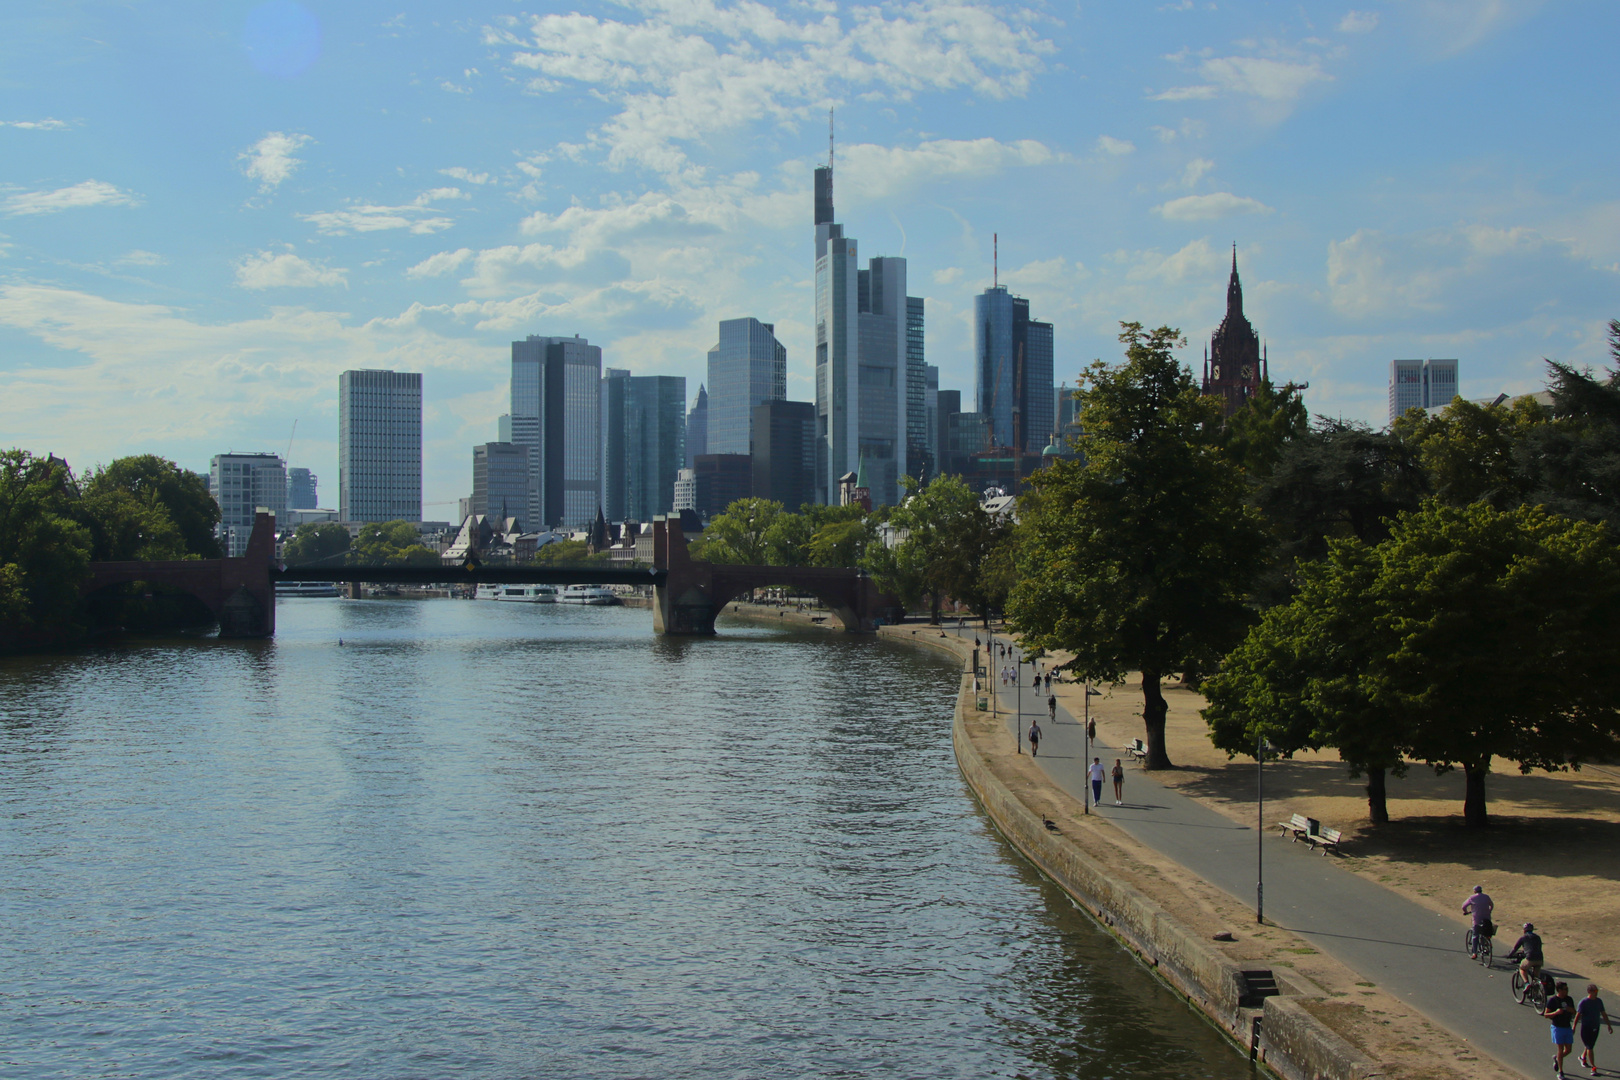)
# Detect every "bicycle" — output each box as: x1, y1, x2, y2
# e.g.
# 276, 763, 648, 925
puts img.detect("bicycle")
1510, 960, 1548, 1009
1464, 926, 1493, 967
